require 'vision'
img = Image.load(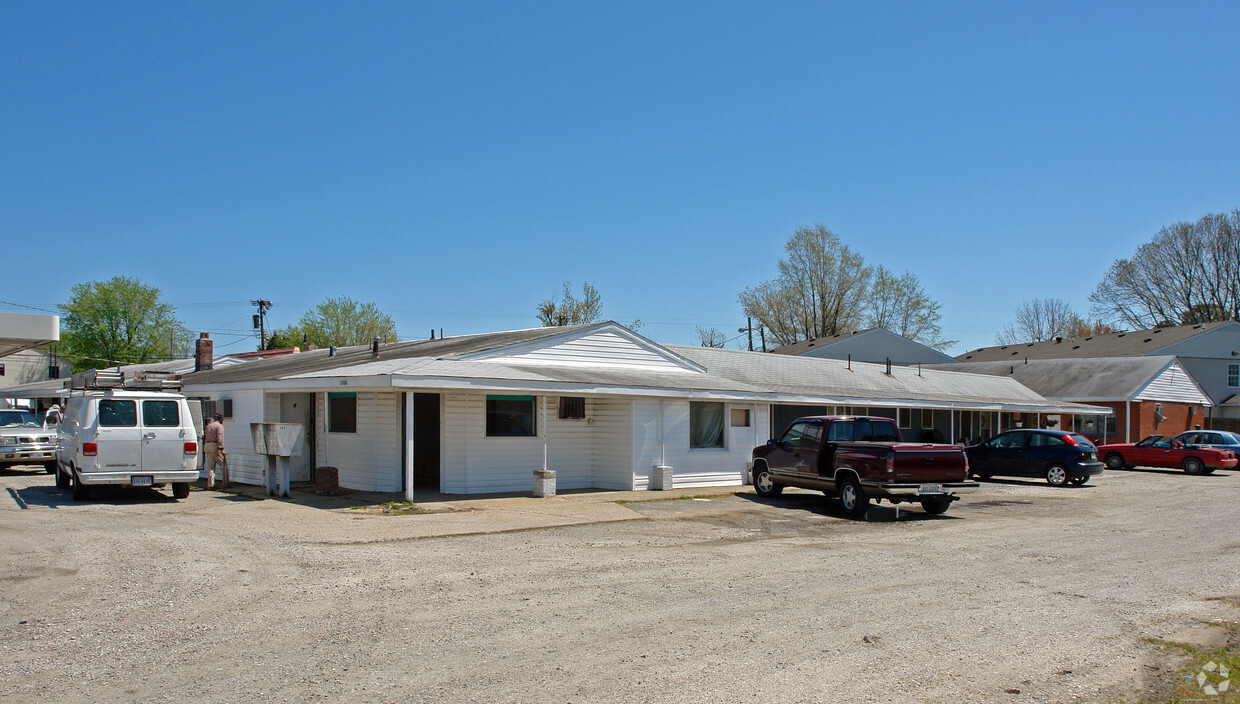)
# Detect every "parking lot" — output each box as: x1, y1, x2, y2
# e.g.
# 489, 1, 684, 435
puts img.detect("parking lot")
2, 466, 1239, 703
